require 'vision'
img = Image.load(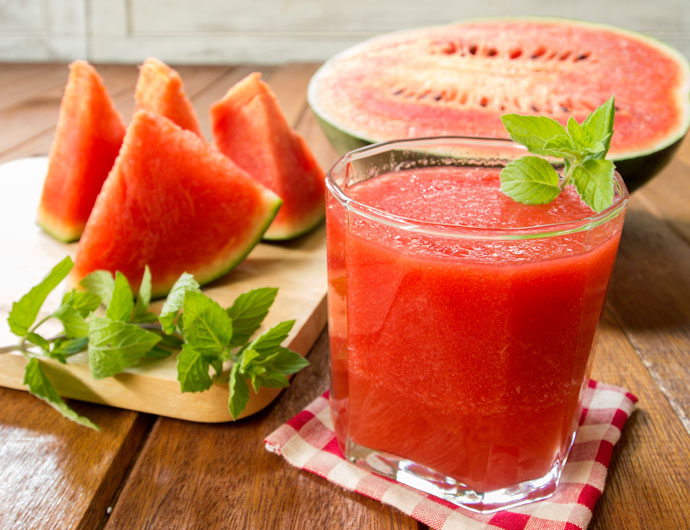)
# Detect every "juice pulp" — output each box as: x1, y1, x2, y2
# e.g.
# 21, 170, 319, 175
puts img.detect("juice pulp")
326, 166, 623, 493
